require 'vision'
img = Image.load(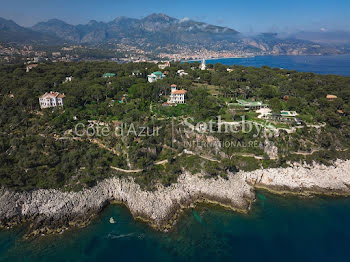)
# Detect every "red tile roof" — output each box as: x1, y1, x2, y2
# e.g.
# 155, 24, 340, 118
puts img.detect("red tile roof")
326, 94, 337, 99
40, 92, 65, 99
172, 90, 187, 95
